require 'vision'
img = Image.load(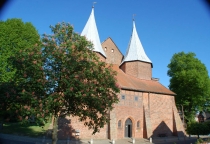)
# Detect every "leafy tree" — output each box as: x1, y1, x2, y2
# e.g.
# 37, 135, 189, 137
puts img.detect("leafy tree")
0, 44, 48, 124
42, 22, 119, 143
167, 52, 210, 122
187, 121, 210, 138
0, 22, 120, 144
0, 18, 40, 83
0, 18, 41, 126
